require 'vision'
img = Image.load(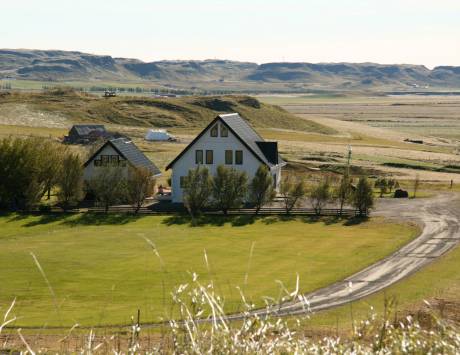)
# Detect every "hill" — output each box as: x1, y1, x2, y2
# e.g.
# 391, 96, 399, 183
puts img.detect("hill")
1, 49, 460, 91
0, 90, 334, 133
